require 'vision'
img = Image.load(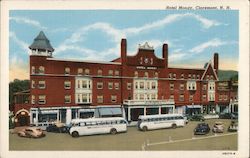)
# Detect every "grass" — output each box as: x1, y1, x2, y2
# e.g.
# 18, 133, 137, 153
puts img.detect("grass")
9, 119, 237, 151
